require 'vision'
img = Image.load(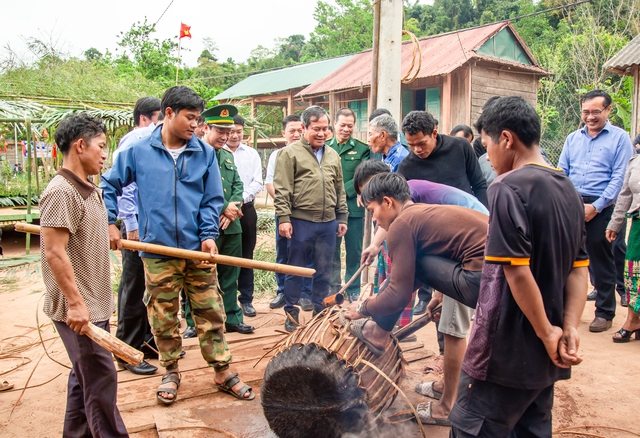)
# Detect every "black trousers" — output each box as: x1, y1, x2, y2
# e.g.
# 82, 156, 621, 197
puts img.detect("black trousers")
449, 371, 553, 438
55, 320, 128, 438
238, 202, 258, 304
589, 219, 626, 297
418, 285, 445, 355
373, 255, 480, 332
115, 224, 153, 354
583, 198, 617, 320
